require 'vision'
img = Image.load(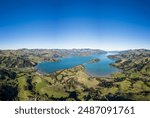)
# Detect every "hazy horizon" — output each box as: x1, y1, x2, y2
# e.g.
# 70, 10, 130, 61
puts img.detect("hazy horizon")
0, 0, 150, 50
0, 48, 149, 52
